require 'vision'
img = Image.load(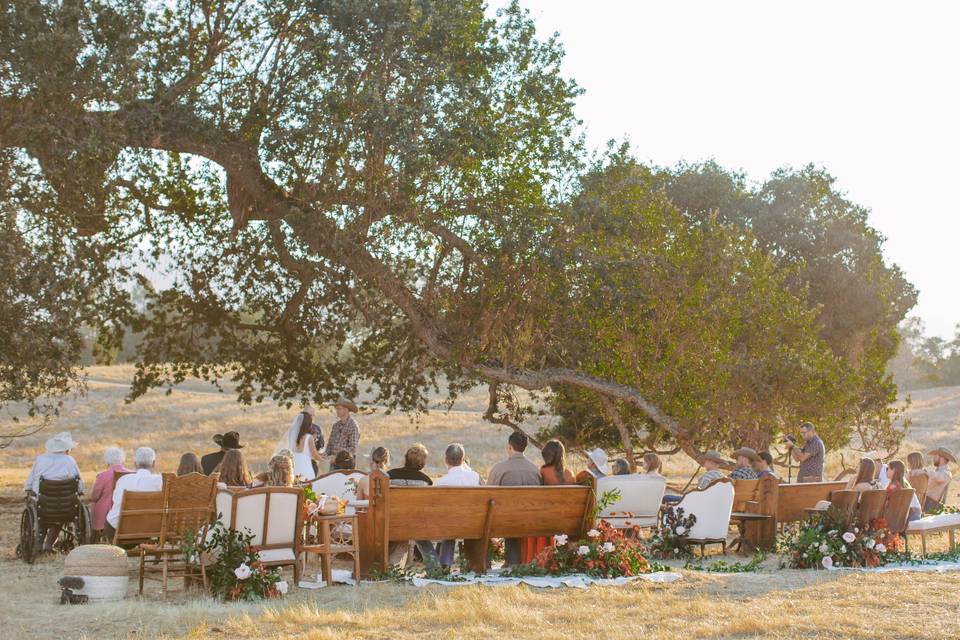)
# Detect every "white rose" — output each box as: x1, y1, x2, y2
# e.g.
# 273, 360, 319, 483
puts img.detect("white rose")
842, 532, 856, 543
553, 534, 568, 546
821, 556, 833, 569
577, 545, 590, 556
276, 580, 289, 595
602, 542, 615, 553
234, 563, 252, 580
819, 544, 830, 554
587, 528, 600, 538
875, 543, 886, 553
675, 526, 686, 535
865, 538, 876, 549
